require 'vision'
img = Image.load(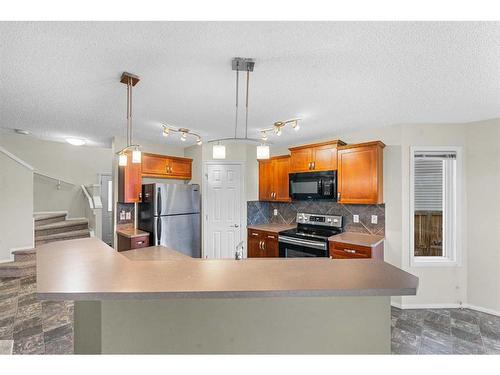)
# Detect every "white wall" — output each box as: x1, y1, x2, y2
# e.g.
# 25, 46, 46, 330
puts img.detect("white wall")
0, 150, 34, 261
0, 134, 112, 218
